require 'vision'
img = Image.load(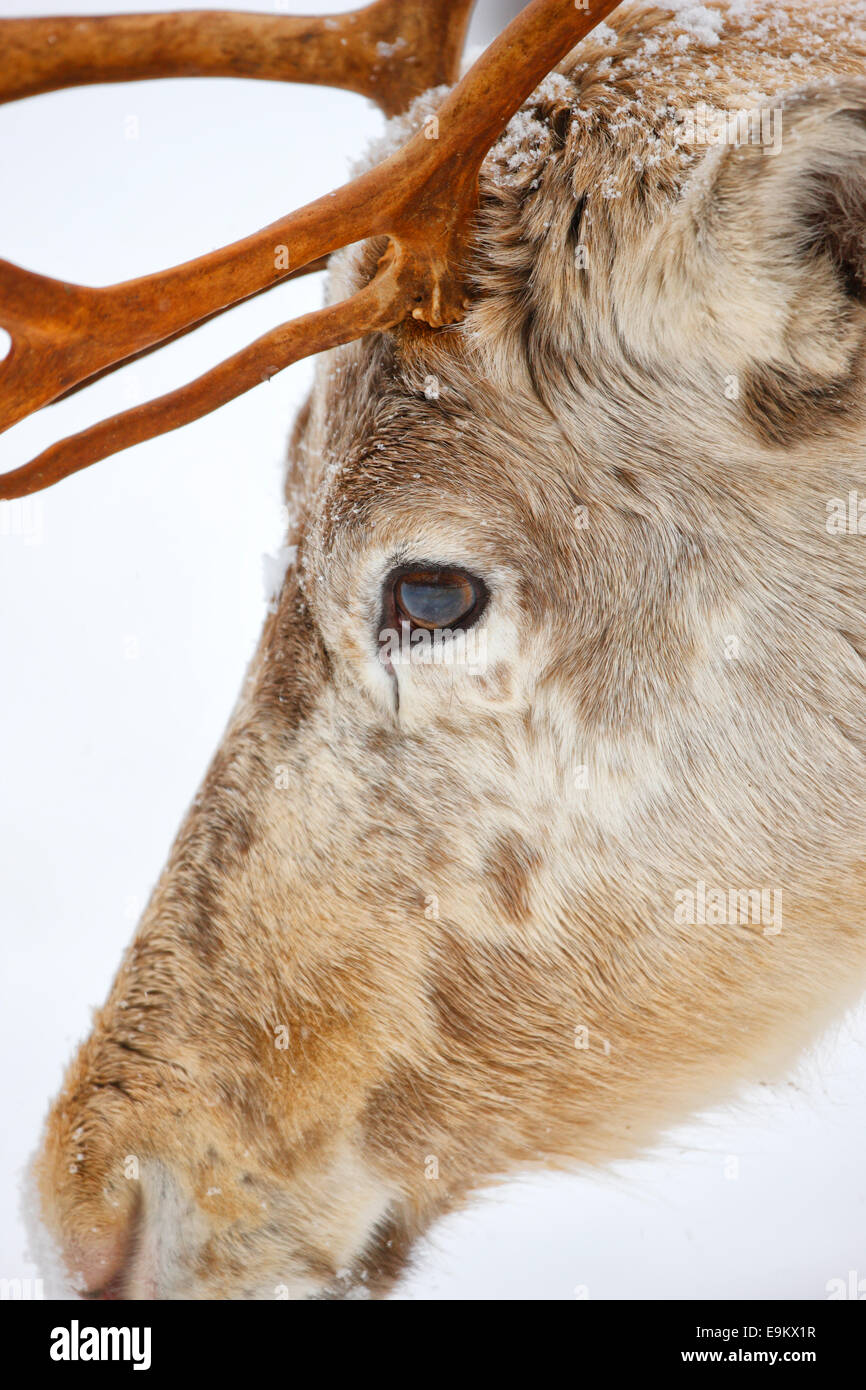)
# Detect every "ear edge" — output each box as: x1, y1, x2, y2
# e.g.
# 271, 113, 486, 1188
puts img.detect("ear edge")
798, 106, 866, 302
727, 88, 866, 446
